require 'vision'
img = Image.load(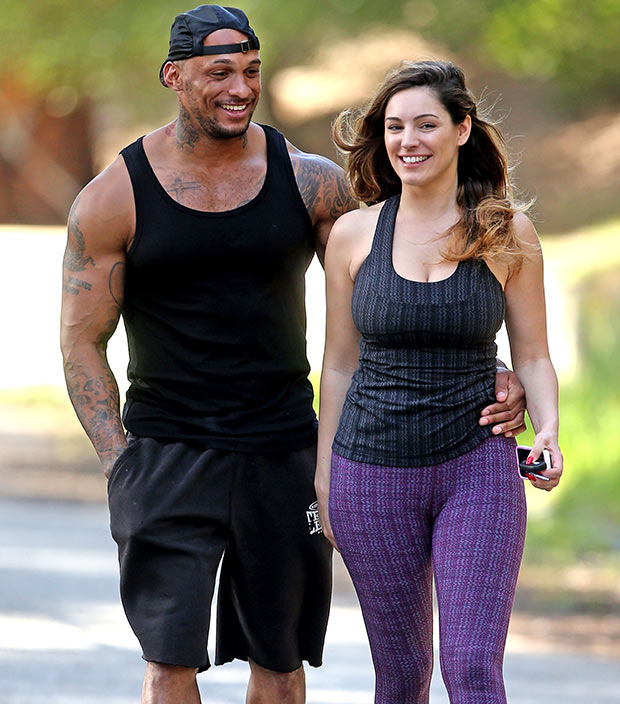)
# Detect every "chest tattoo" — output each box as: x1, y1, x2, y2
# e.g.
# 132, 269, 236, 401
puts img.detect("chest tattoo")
165, 177, 202, 204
